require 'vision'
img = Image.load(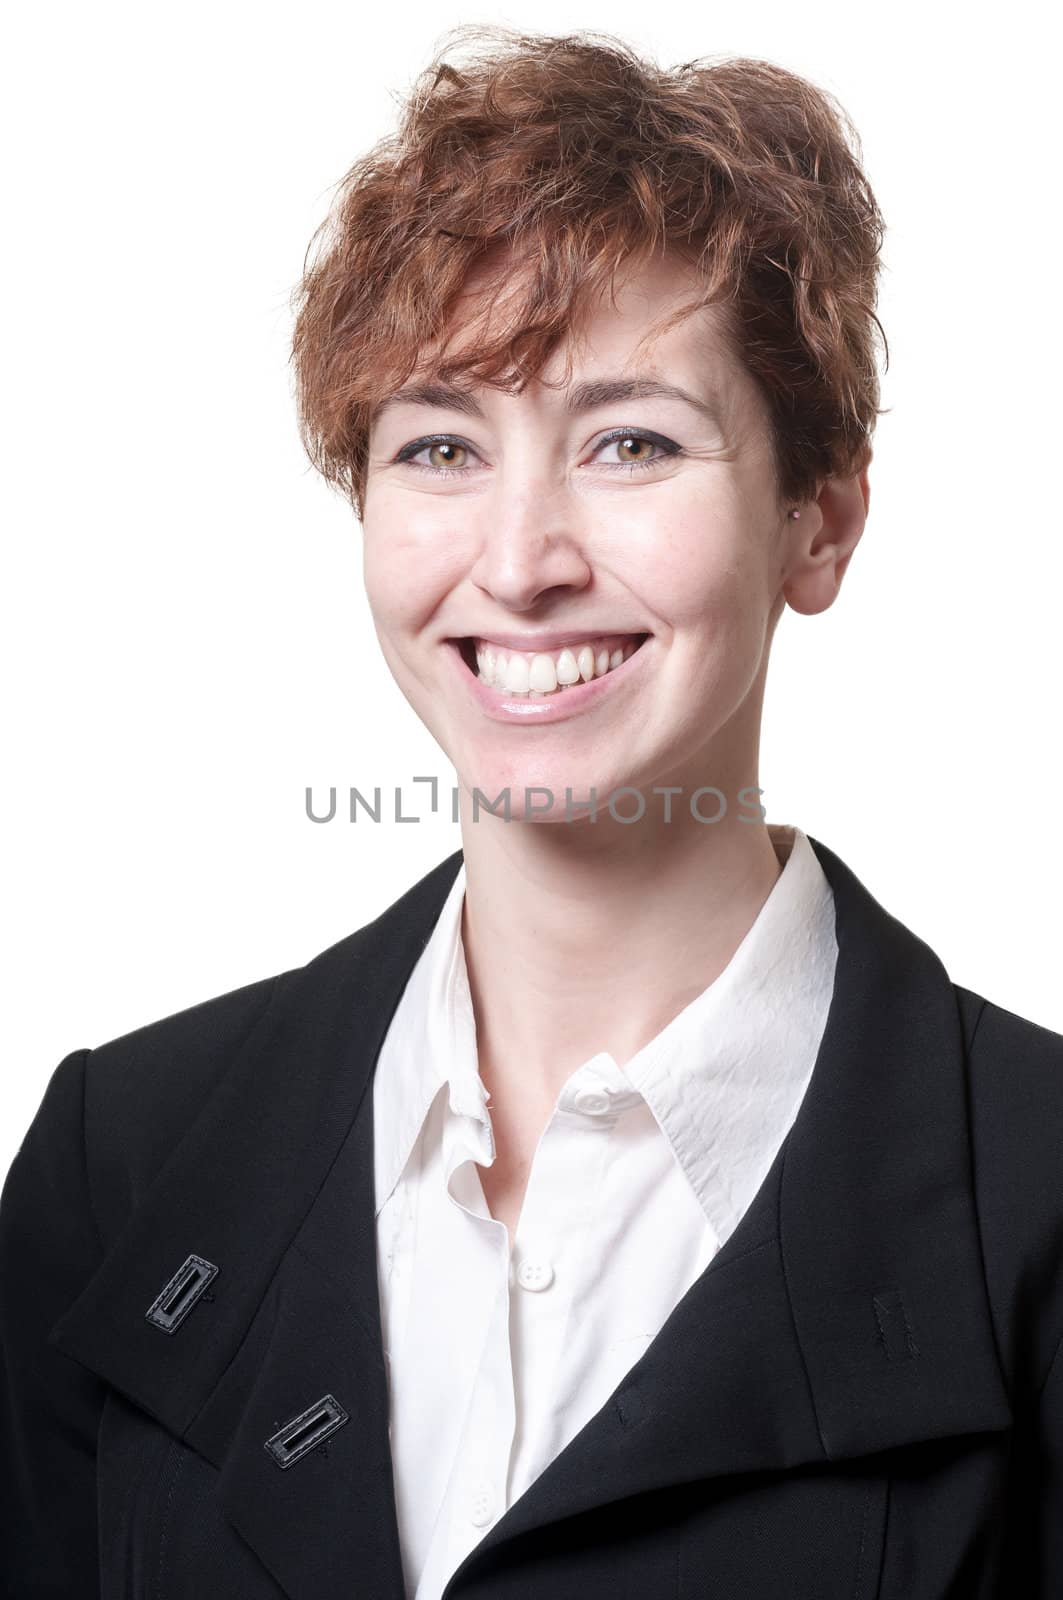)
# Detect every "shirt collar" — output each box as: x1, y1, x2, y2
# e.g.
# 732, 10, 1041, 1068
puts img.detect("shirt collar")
372, 853, 482, 1214
373, 822, 837, 1244
621, 822, 837, 1244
